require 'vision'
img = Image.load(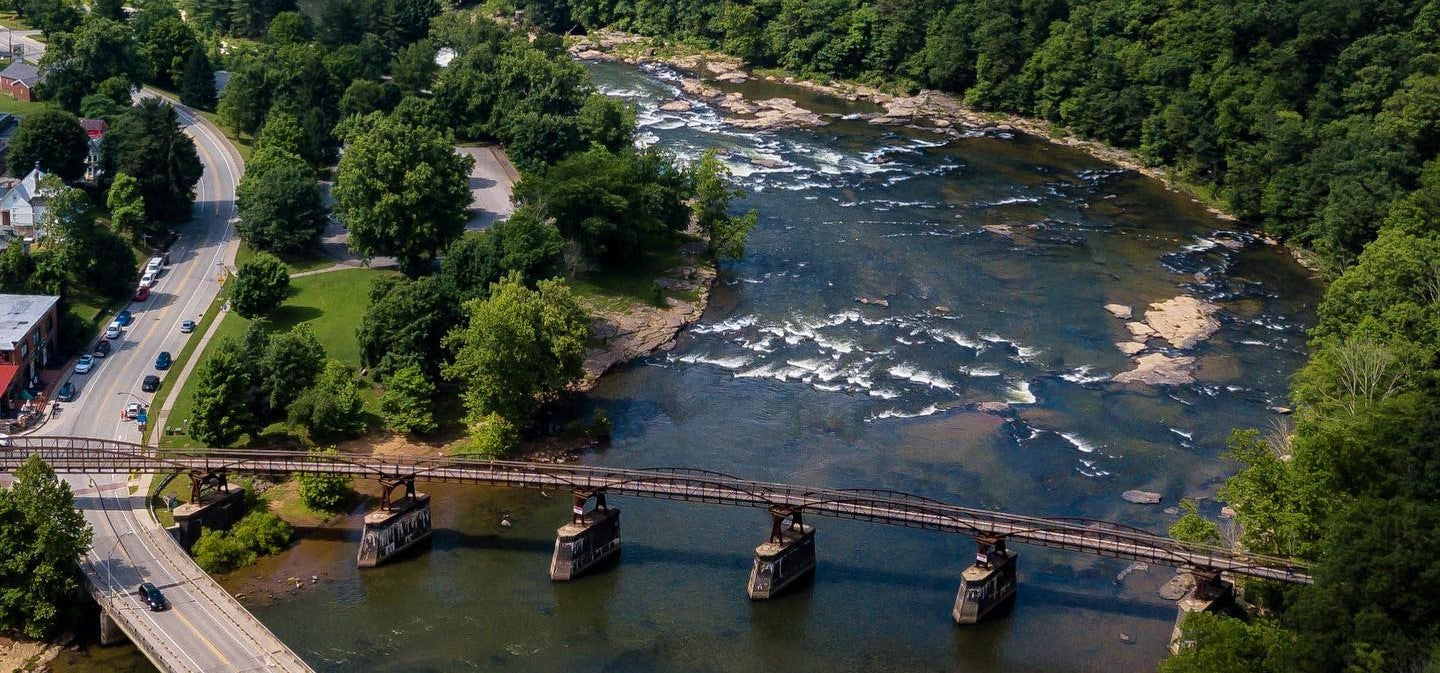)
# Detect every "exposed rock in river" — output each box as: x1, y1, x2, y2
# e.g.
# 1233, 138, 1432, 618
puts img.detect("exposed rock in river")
1124, 321, 1157, 339
1115, 341, 1147, 356
1144, 295, 1220, 349
658, 99, 693, 112
1104, 303, 1133, 320
1113, 352, 1198, 385
1122, 489, 1163, 504
854, 295, 890, 308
